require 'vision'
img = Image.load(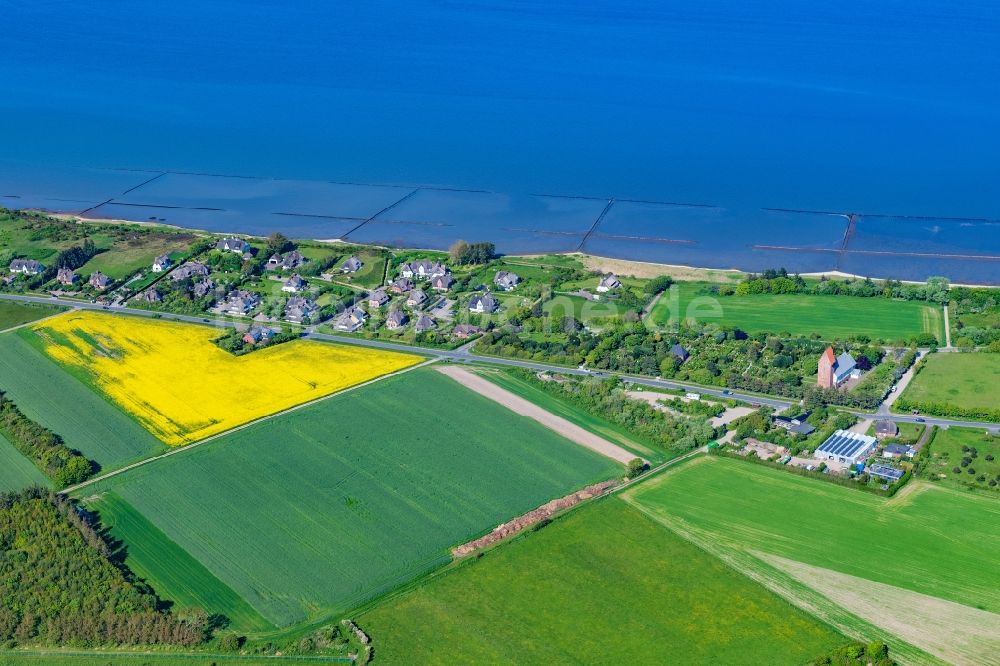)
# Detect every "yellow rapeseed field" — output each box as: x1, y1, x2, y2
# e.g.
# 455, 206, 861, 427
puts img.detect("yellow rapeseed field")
31, 311, 422, 445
